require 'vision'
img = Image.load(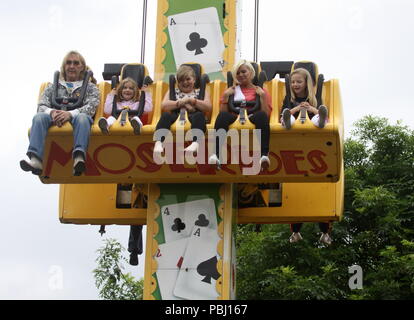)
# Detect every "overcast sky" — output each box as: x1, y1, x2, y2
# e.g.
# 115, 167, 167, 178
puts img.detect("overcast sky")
1, 0, 413, 299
